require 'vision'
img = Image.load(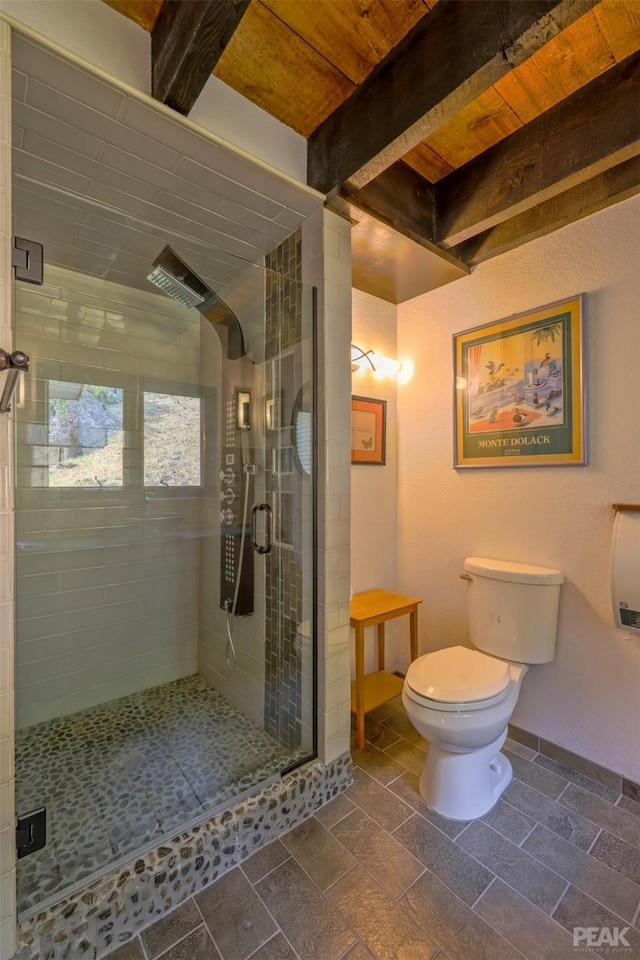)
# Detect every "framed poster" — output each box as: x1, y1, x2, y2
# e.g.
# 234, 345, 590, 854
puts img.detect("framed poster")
351, 395, 386, 465
454, 295, 586, 468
